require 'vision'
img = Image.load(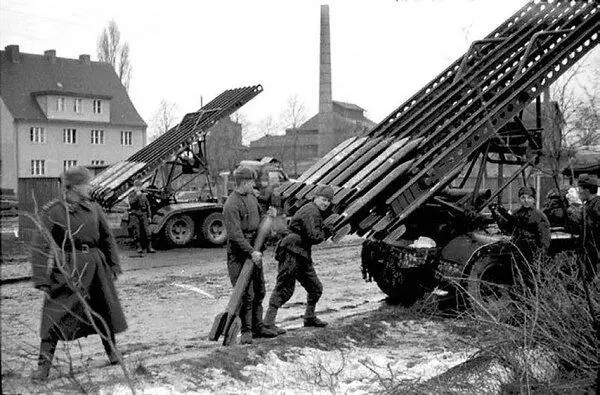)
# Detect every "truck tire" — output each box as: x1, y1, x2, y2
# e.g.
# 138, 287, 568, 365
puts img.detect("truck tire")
466, 254, 514, 322
201, 212, 227, 246
164, 214, 195, 246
